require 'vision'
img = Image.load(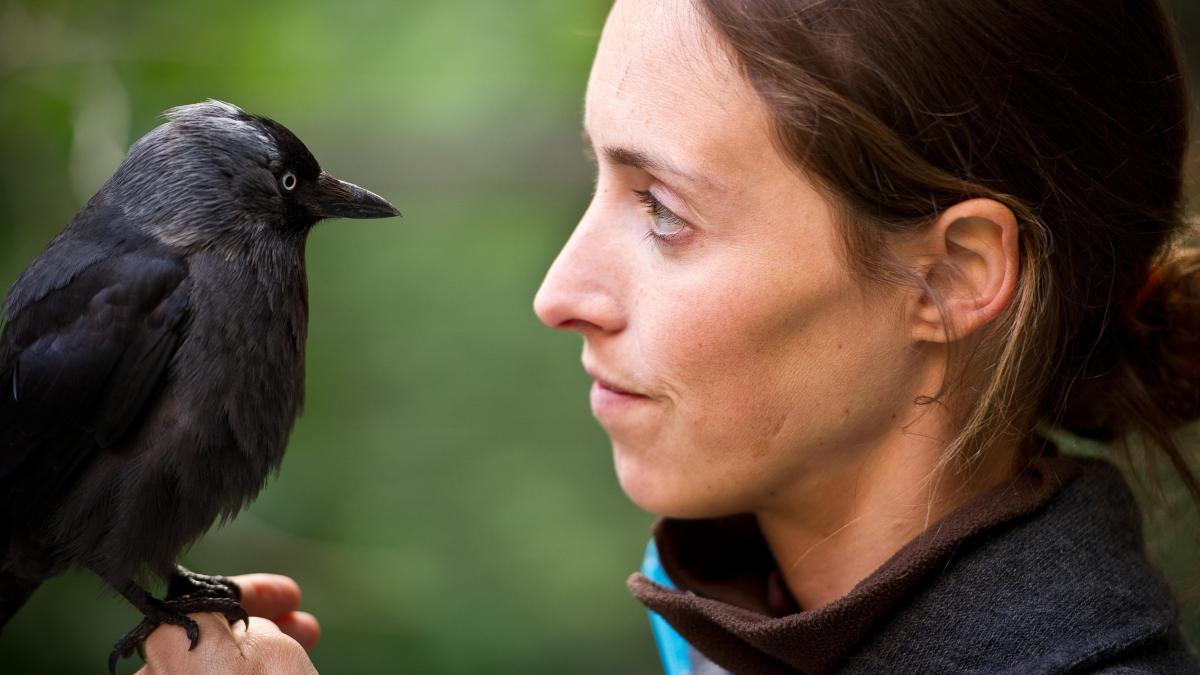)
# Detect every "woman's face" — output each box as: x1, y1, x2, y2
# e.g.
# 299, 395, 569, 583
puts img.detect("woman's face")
535, 0, 924, 519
